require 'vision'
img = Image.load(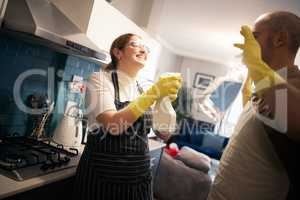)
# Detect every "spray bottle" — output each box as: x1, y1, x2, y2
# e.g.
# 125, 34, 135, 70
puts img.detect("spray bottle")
152, 73, 181, 136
